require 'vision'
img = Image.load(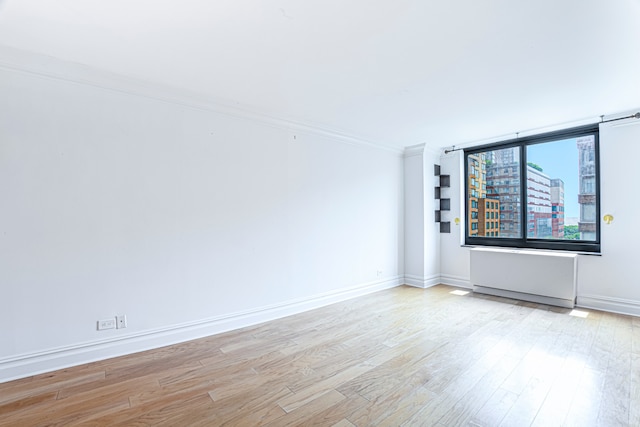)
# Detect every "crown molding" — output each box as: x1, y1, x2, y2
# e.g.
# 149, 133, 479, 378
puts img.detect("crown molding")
0, 44, 403, 155
423, 145, 441, 157
403, 143, 425, 158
